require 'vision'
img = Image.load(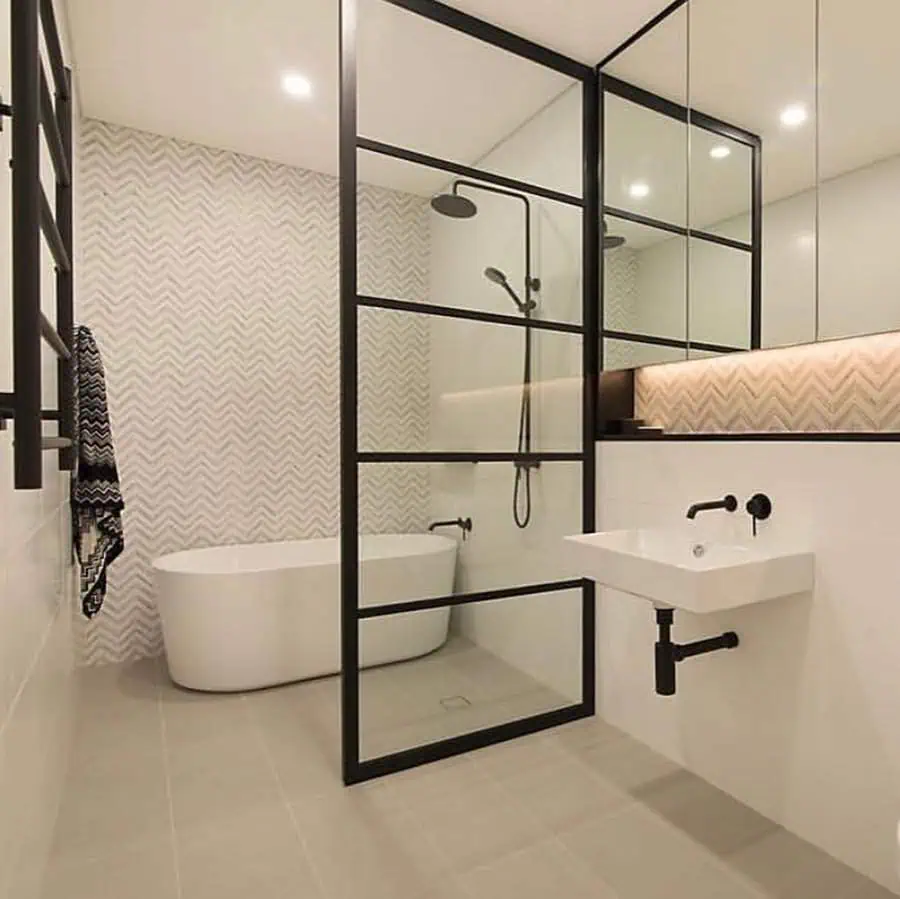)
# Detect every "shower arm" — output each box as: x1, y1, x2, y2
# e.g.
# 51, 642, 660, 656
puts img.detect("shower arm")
450, 180, 537, 310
